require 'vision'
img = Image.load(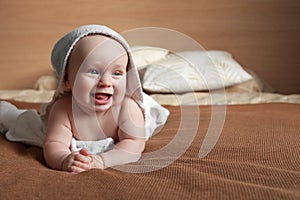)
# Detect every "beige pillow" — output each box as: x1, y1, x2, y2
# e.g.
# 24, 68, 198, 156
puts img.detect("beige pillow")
130, 46, 169, 70
34, 73, 58, 91
142, 50, 253, 93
